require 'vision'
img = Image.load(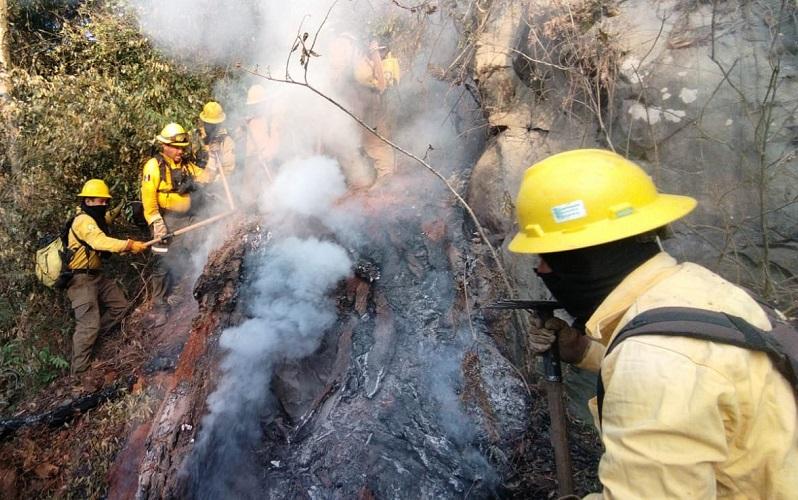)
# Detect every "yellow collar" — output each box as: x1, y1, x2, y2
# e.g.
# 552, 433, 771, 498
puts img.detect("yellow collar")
585, 252, 681, 344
